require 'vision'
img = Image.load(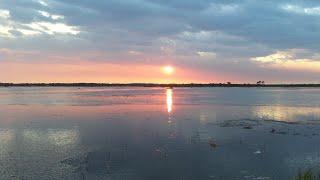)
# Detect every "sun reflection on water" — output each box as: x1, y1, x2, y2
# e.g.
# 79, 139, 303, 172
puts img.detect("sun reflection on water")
166, 88, 173, 113
166, 88, 173, 124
